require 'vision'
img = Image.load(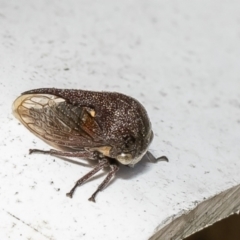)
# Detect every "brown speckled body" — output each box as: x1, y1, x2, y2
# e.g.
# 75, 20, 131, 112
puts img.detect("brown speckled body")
12, 88, 154, 201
